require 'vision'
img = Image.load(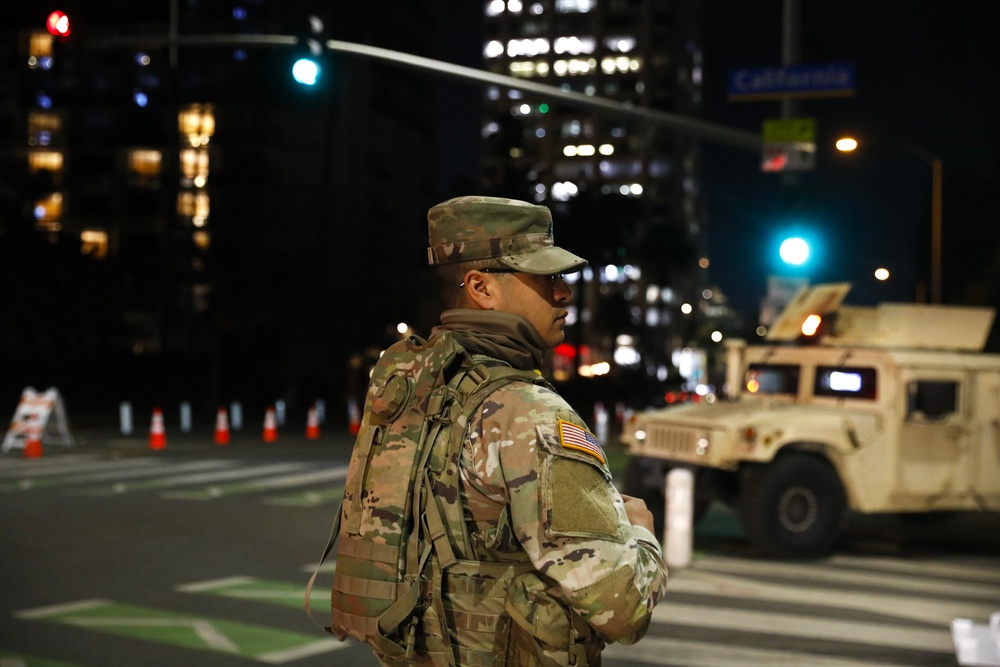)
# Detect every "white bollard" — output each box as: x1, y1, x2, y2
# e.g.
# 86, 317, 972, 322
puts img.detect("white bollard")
179, 402, 192, 433
275, 399, 287, 427
665, 468, 694, 569
594, 401, 608, 444
119, 402, 133, 435
314, 398, 326, 424
230, 401, 243, 431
